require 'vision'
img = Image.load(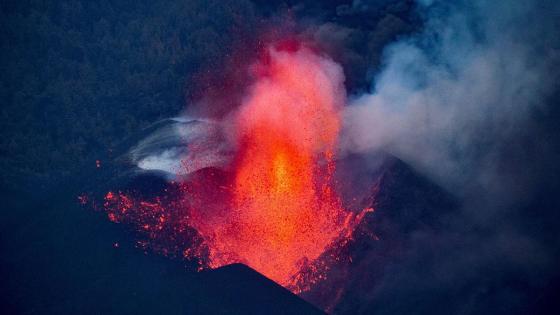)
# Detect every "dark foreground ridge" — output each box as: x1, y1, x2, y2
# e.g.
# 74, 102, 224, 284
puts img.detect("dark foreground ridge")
1, 181, 324, 314
206, 264, 325, 314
